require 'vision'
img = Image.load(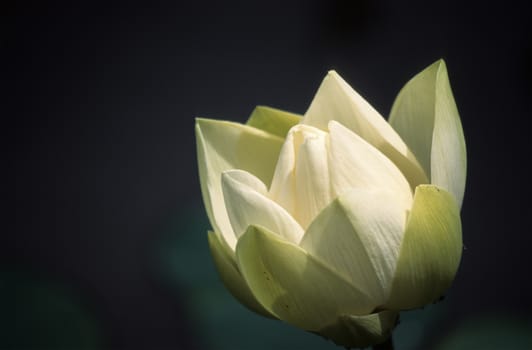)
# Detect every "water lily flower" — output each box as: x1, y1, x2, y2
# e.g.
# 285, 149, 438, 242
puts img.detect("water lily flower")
195, 59, 466, 348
